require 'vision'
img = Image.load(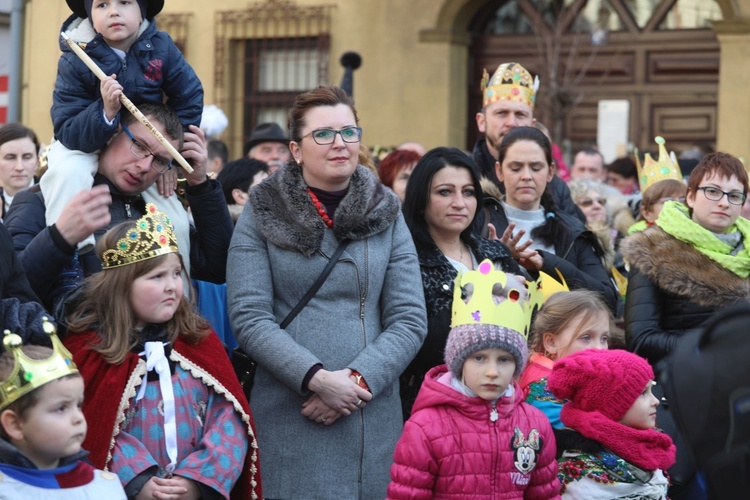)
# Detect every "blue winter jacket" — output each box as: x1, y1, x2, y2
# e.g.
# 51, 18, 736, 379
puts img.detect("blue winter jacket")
52, 15, 203, 153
